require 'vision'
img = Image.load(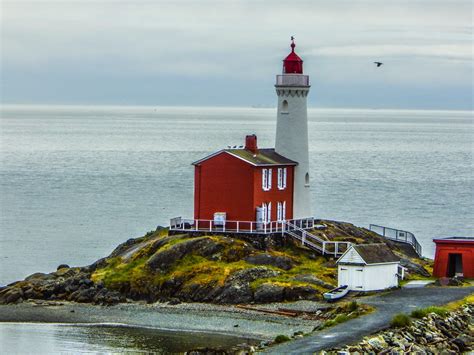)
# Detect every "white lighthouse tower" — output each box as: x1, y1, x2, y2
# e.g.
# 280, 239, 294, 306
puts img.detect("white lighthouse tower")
275, 38, 311, 218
